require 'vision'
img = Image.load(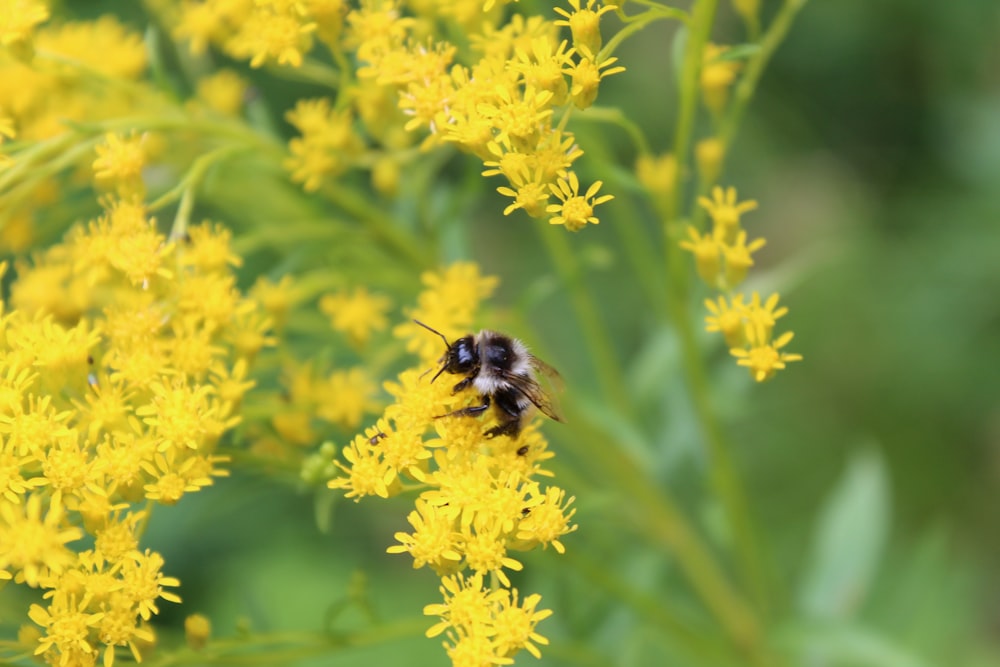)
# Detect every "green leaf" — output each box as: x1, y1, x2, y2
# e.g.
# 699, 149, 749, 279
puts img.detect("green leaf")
672, 26, 688, 92
710, 43, 762, 63
799, 445, 891, 620
777, 621, 931, 667
314, 486, 338, 534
